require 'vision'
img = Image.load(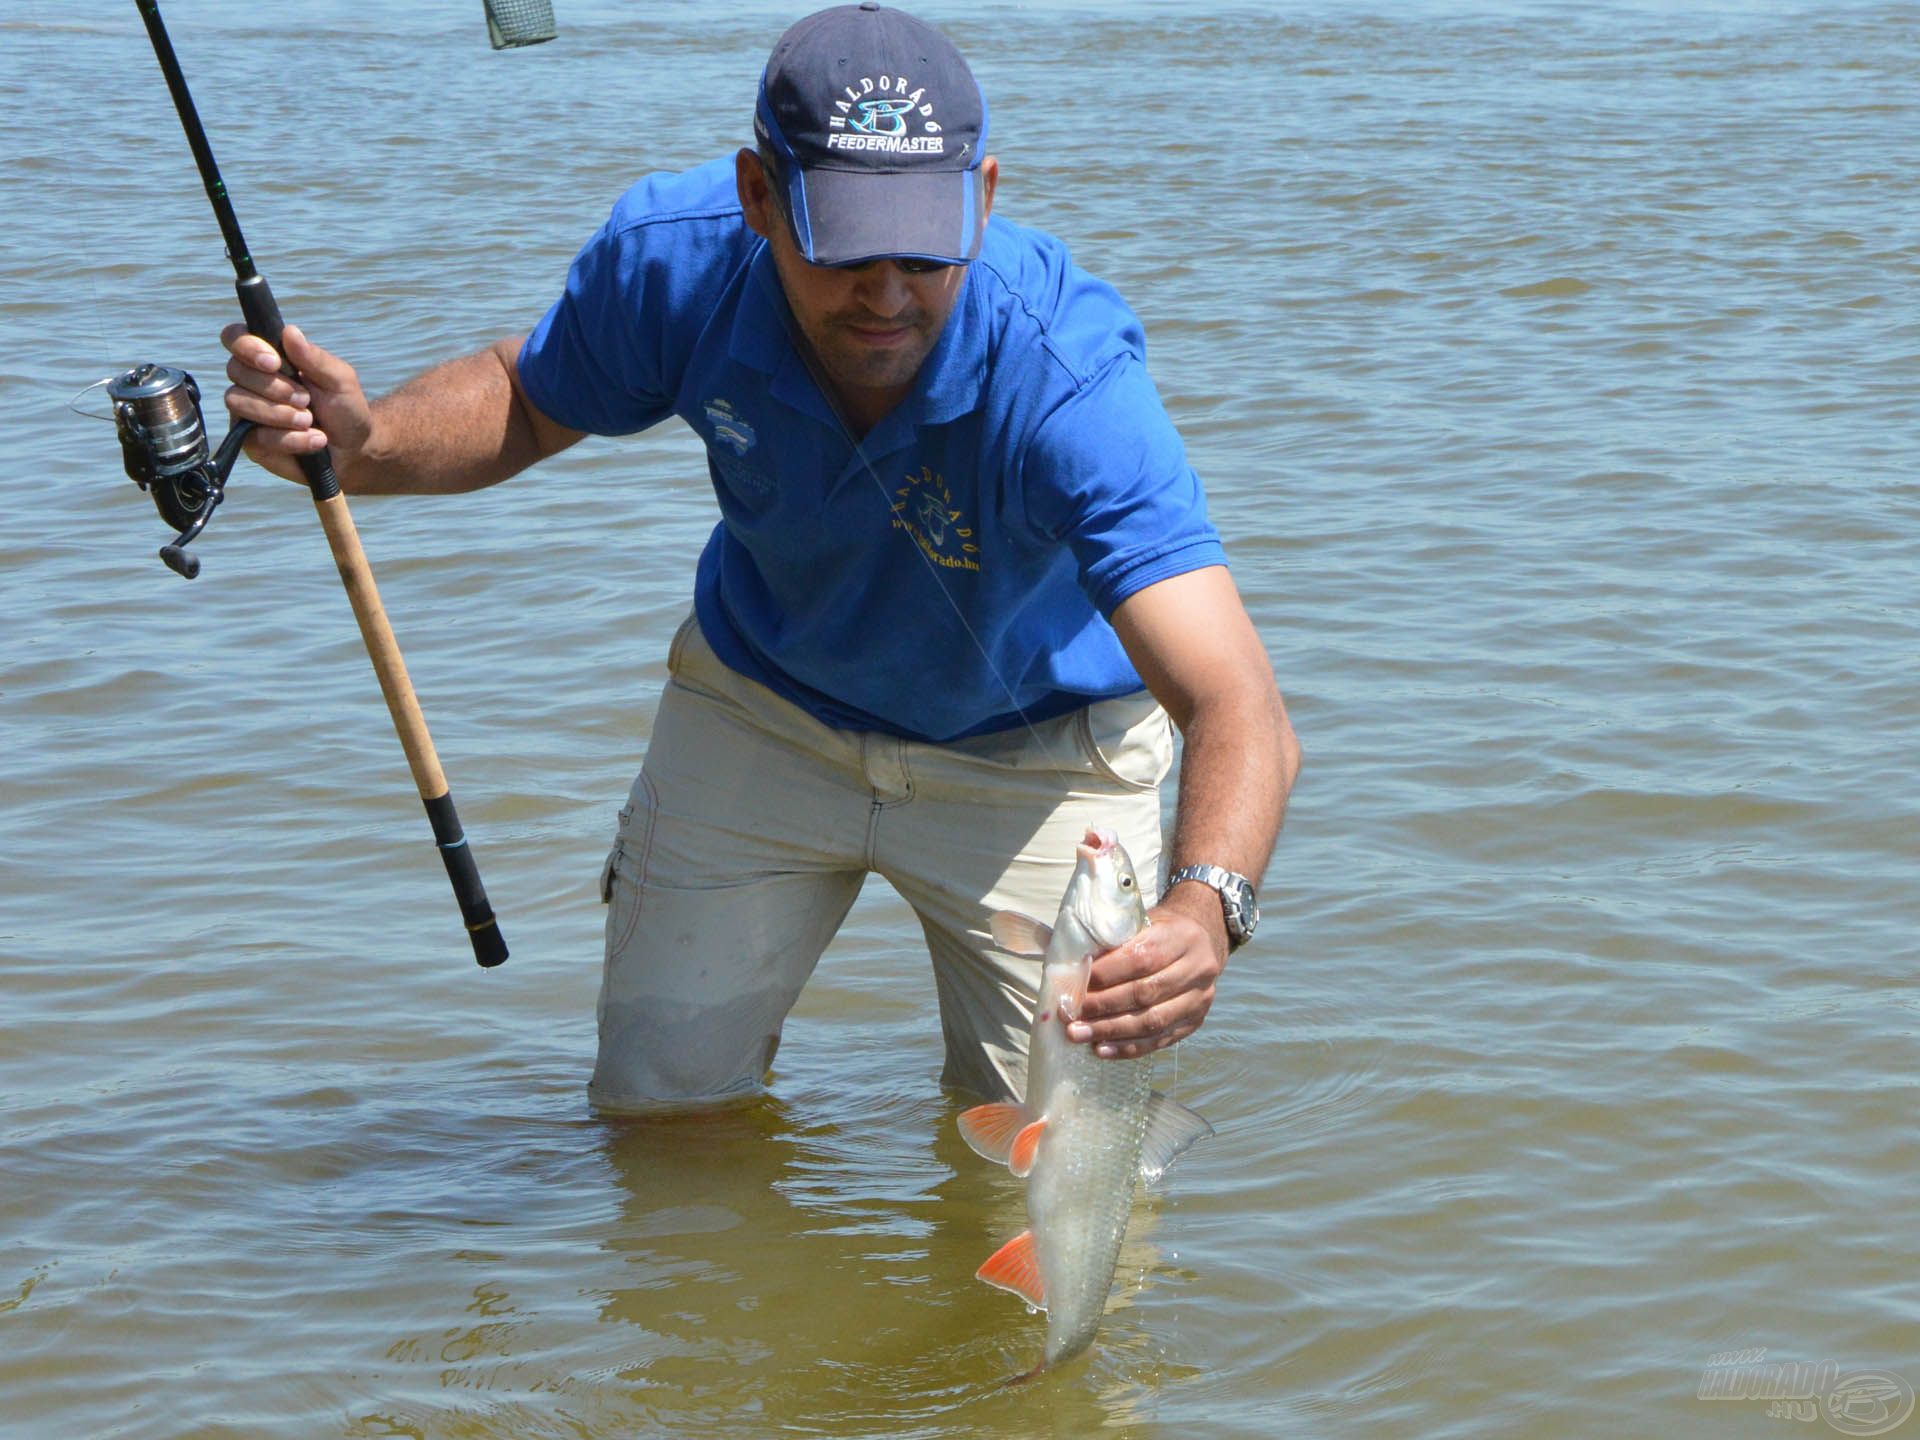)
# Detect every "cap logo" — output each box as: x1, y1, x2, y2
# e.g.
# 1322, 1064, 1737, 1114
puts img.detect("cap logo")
850, 96, 915, 136
828, 76, 944, 154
